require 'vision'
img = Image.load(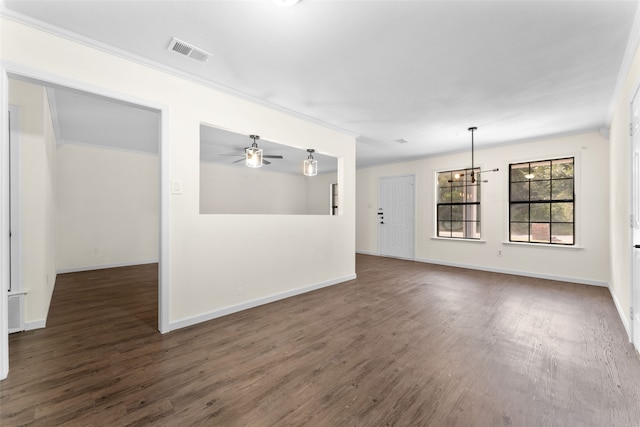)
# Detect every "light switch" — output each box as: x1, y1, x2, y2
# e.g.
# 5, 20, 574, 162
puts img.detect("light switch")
171, 179, 183, 195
